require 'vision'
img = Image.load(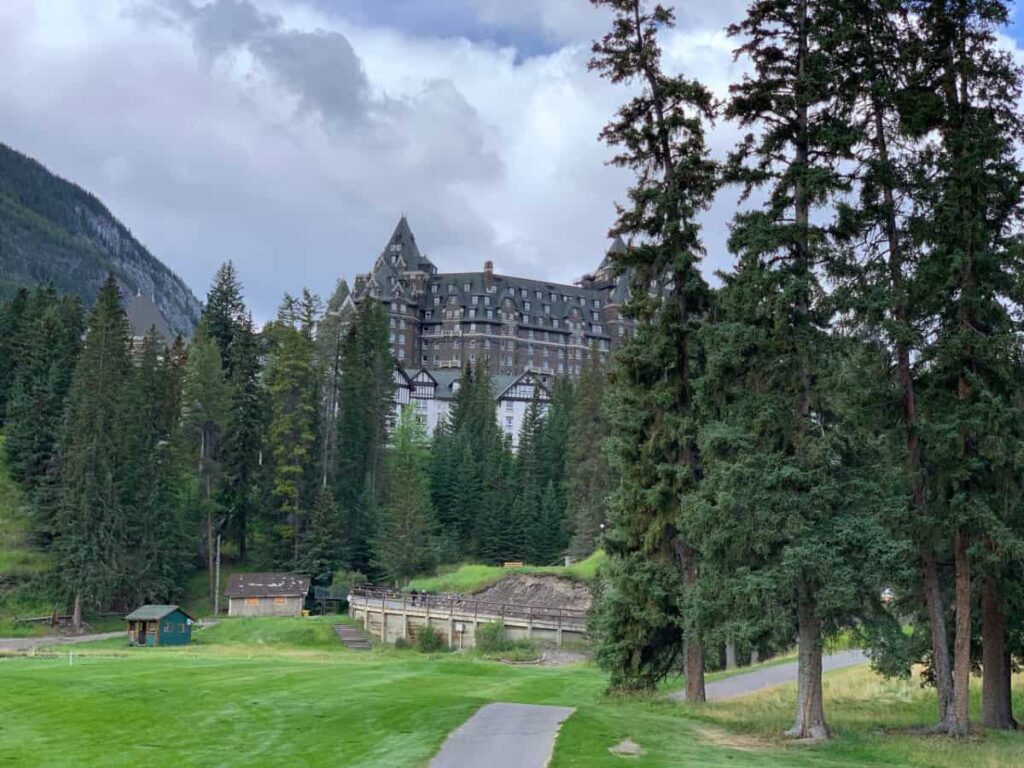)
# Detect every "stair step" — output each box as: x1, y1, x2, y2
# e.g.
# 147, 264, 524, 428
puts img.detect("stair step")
333, 624, 372, 650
